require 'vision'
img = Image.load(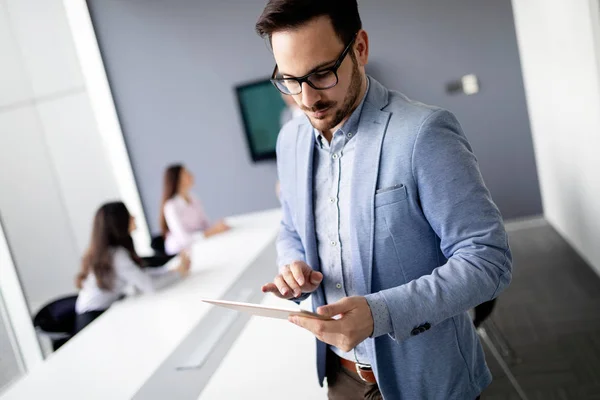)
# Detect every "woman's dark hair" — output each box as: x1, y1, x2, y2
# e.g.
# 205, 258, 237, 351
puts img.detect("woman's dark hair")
159, 164, 184, 237
76, 202, 141, 290
255, 0, 362, 46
